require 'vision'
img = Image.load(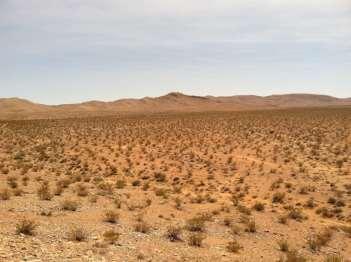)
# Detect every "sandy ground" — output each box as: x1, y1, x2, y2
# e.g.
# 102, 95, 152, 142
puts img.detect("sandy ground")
0, 108, 350, 261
